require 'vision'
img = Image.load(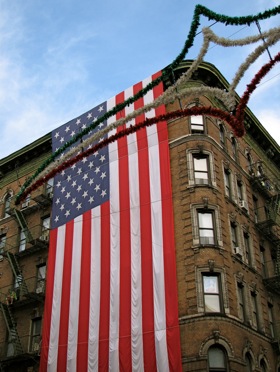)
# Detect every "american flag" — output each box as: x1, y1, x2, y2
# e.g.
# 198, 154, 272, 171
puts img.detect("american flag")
40, 71, 182, 371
